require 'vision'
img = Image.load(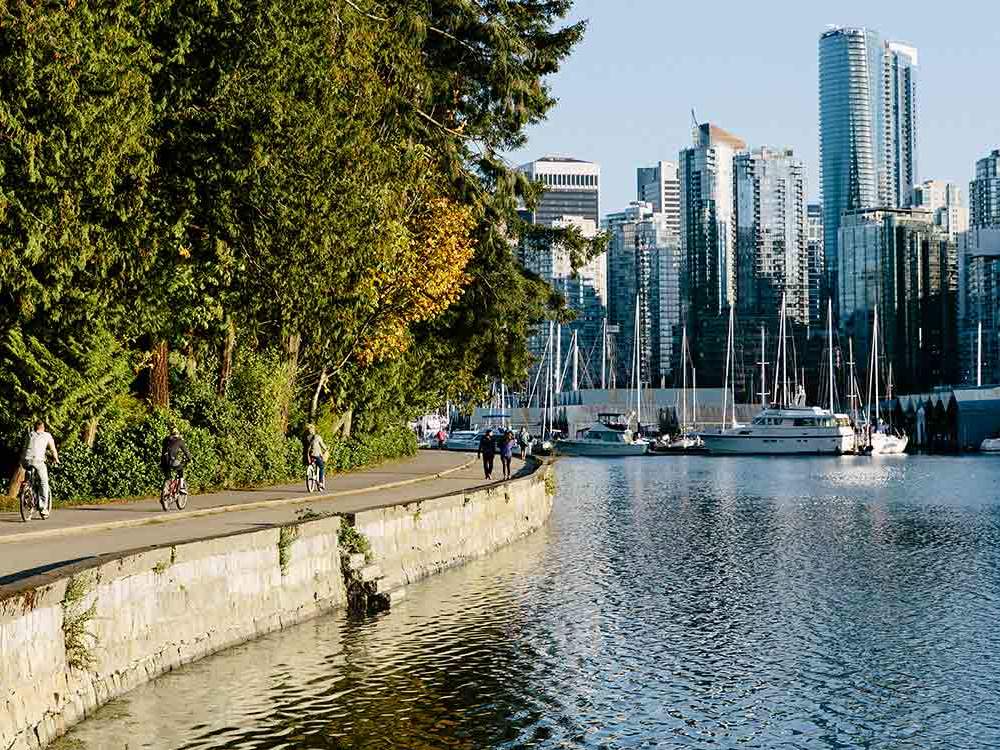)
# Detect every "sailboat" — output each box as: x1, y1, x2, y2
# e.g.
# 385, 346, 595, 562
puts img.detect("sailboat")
651, 326, 706, 454
555, 297, 649, 457
864, 305, 909, 455
701, 296, 855, 455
